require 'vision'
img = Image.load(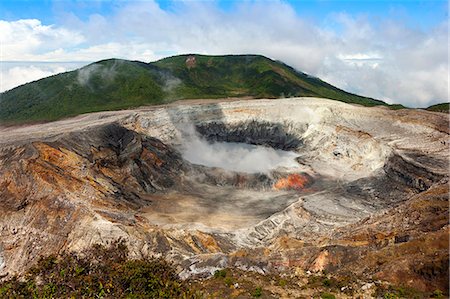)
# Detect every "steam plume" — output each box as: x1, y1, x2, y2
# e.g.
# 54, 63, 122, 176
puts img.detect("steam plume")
177, 123, 299, 173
